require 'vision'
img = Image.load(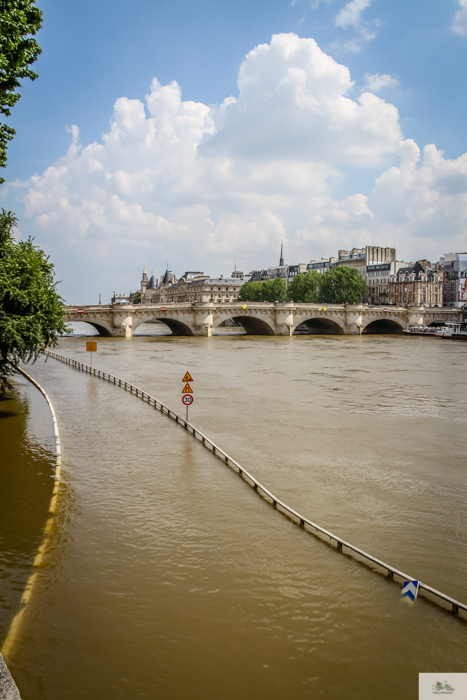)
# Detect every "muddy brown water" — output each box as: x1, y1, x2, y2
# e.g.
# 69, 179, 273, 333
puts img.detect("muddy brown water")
1, 332, 467, 699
